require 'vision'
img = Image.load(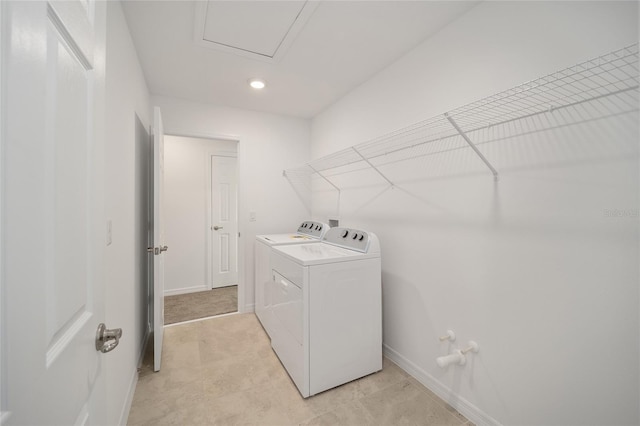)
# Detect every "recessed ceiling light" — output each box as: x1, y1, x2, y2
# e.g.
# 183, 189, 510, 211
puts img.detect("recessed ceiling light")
248, 78, 266, 90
